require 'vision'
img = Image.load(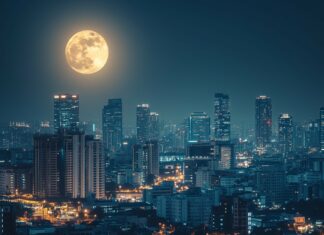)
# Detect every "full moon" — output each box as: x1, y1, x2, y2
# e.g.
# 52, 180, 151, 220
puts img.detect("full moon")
65, 30, 109, 75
